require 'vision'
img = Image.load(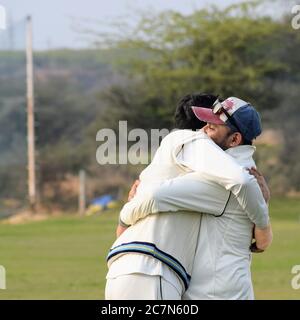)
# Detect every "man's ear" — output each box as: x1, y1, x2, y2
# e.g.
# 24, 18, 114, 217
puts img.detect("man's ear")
229, 132, 243, 147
